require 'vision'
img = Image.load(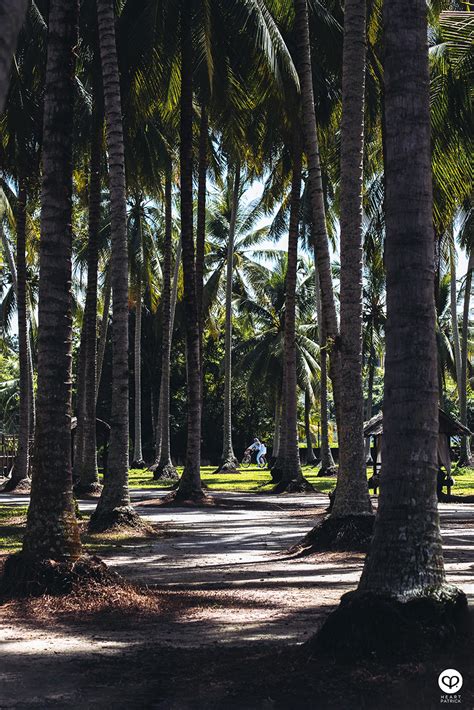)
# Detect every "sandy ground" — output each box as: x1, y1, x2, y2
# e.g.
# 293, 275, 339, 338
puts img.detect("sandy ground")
0, 491, 473, 708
